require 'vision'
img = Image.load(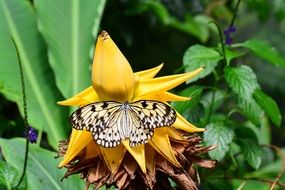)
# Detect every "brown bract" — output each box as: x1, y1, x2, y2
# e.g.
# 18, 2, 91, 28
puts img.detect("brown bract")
58, 135, 216, 190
